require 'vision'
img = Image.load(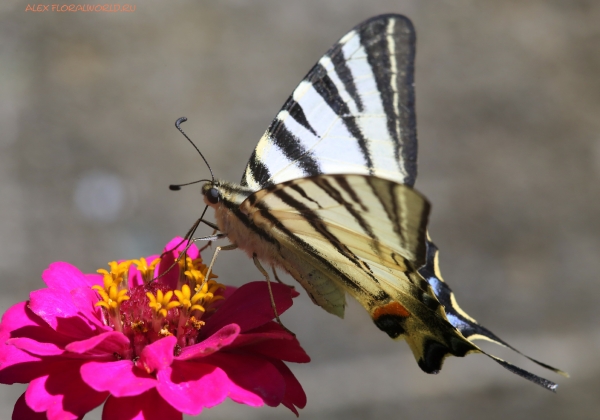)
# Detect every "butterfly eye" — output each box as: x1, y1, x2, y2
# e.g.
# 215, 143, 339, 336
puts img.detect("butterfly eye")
206, 187, 220, 204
